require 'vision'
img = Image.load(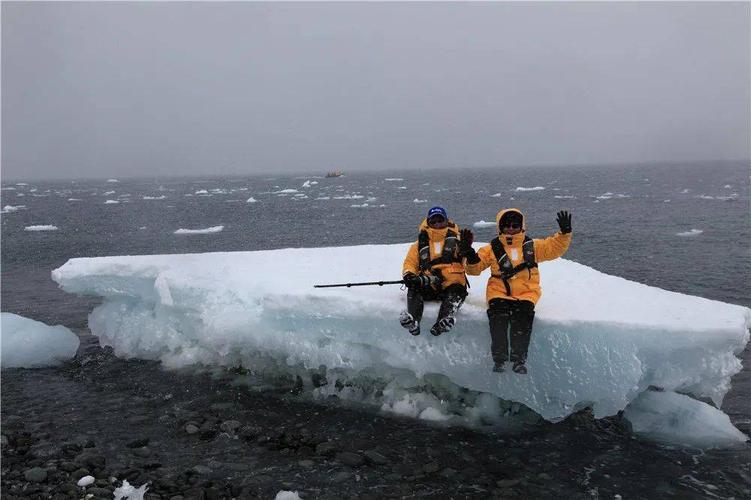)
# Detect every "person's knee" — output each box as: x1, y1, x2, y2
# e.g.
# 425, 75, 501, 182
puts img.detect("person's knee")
444, 284, 467, 299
